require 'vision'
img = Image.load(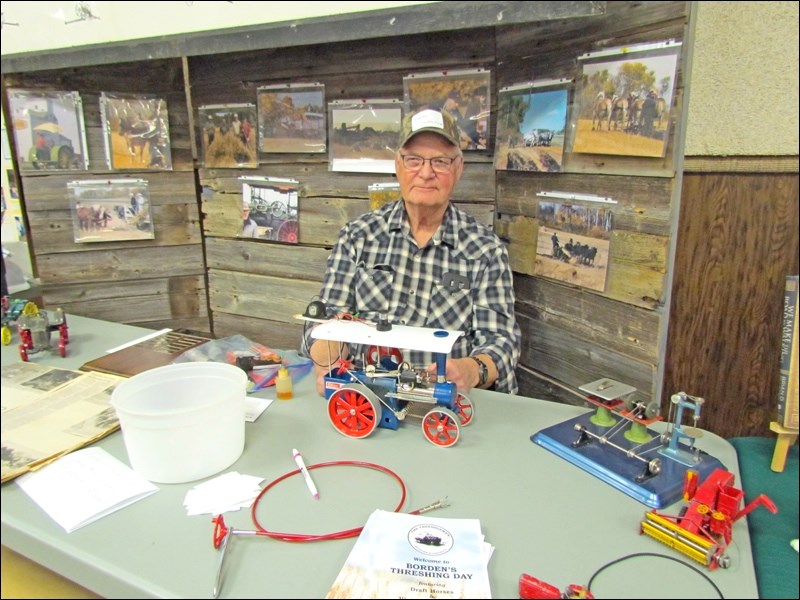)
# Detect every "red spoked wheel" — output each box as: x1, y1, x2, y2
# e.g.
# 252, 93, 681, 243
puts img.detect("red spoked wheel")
277, 219, 298, 243
454, 393, 475, 426
59, 340, 67, 358
19, 344, 29, 362
421, 408, 460, 447
328, 386, 382, 438
365, 345, 403, 366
